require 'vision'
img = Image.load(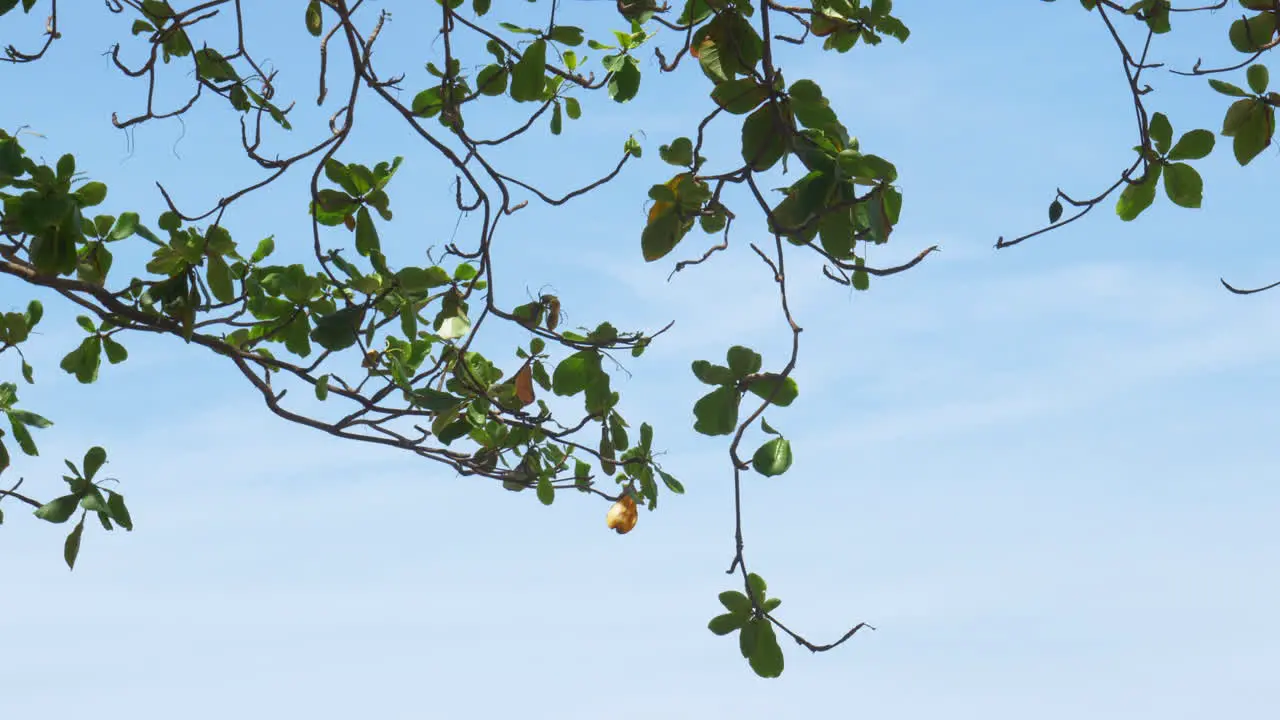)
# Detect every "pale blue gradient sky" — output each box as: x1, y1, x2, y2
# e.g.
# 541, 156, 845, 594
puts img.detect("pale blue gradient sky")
3, 3, 1280, 718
